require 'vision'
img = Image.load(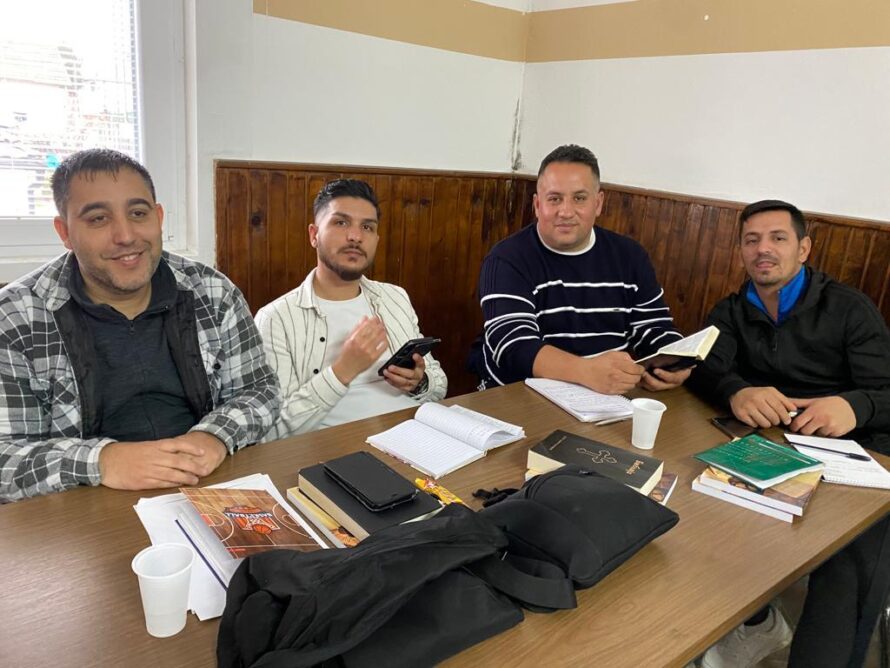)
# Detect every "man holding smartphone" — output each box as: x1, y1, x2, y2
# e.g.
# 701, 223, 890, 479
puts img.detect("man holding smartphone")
255, 179, 446, 438
691, 200, 890, 668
